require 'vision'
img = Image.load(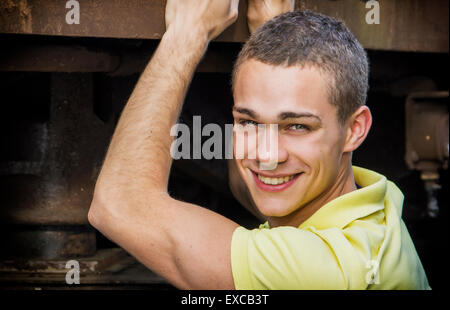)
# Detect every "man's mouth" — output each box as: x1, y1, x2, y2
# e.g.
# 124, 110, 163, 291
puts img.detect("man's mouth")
257, 174, 295, 185
251, 171, 302, 192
